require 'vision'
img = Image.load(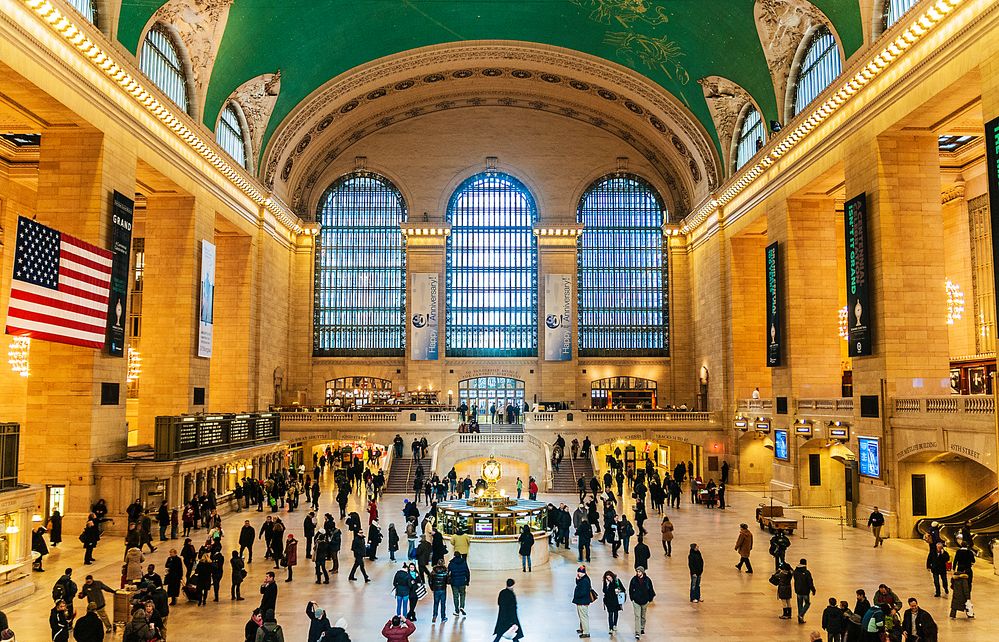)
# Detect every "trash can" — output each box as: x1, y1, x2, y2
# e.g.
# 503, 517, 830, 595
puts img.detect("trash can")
113, 587, 136, 632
